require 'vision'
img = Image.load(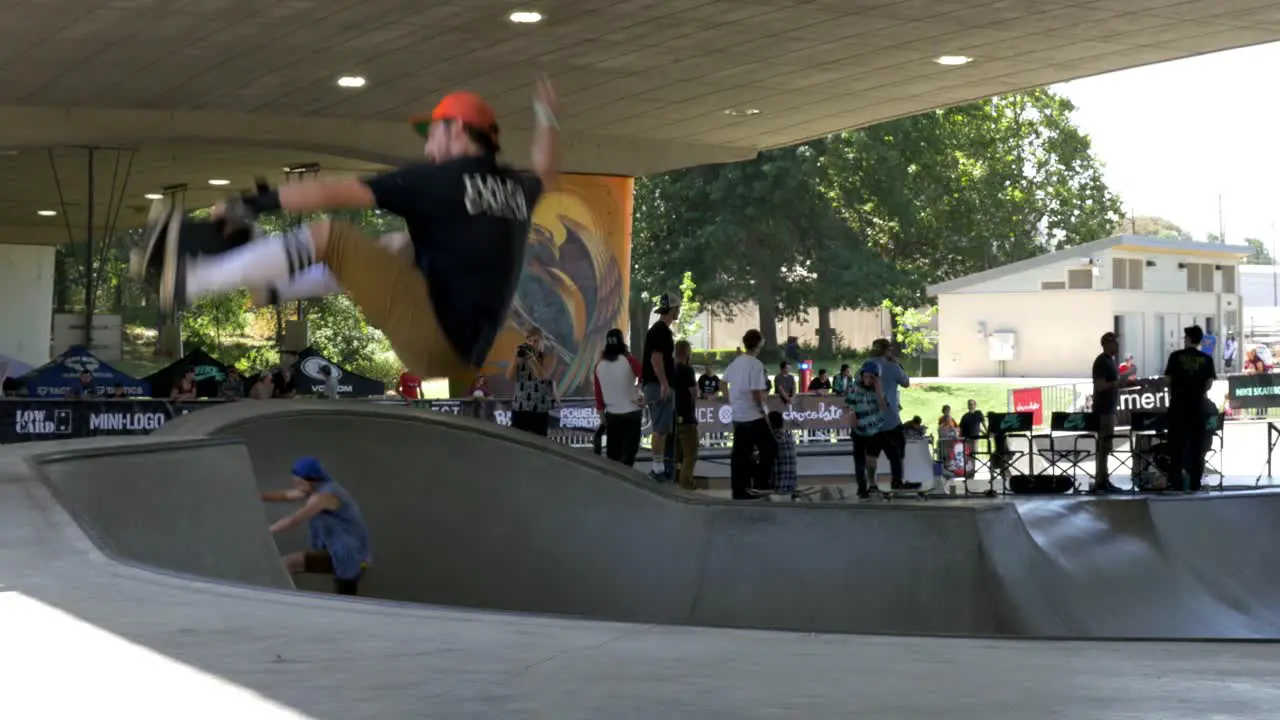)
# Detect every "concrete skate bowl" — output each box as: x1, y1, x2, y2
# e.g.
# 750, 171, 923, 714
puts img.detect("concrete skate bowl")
33, 399, 1280, 640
